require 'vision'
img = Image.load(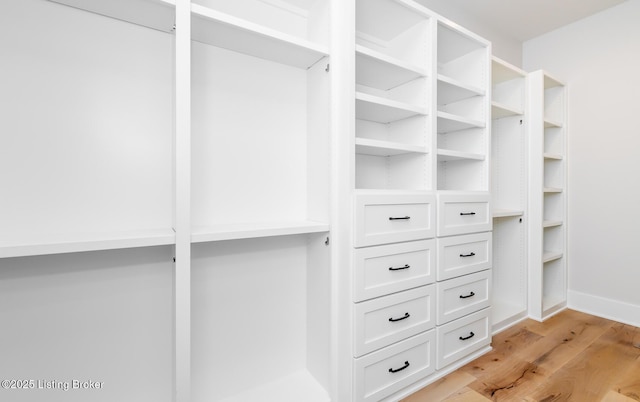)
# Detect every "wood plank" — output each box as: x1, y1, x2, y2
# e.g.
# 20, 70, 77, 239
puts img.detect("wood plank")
601, 390, 639, 402
401, 372, 476, 402
527, 323, 640, 401
443, 387, 492, 402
